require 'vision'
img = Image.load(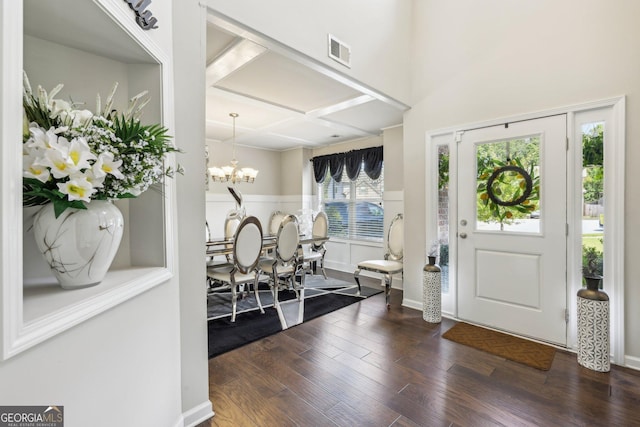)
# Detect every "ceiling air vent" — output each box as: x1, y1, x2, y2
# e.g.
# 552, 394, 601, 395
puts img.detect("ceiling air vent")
328, 34, 351, 68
